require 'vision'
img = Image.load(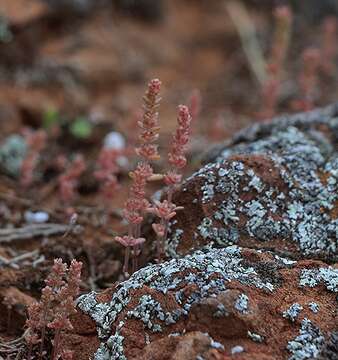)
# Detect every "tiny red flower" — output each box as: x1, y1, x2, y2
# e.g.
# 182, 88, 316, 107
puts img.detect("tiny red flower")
152, 223, 165, 237
164, 171, 182, 186
147, 200, 179, 221
114, 236, 145, 248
